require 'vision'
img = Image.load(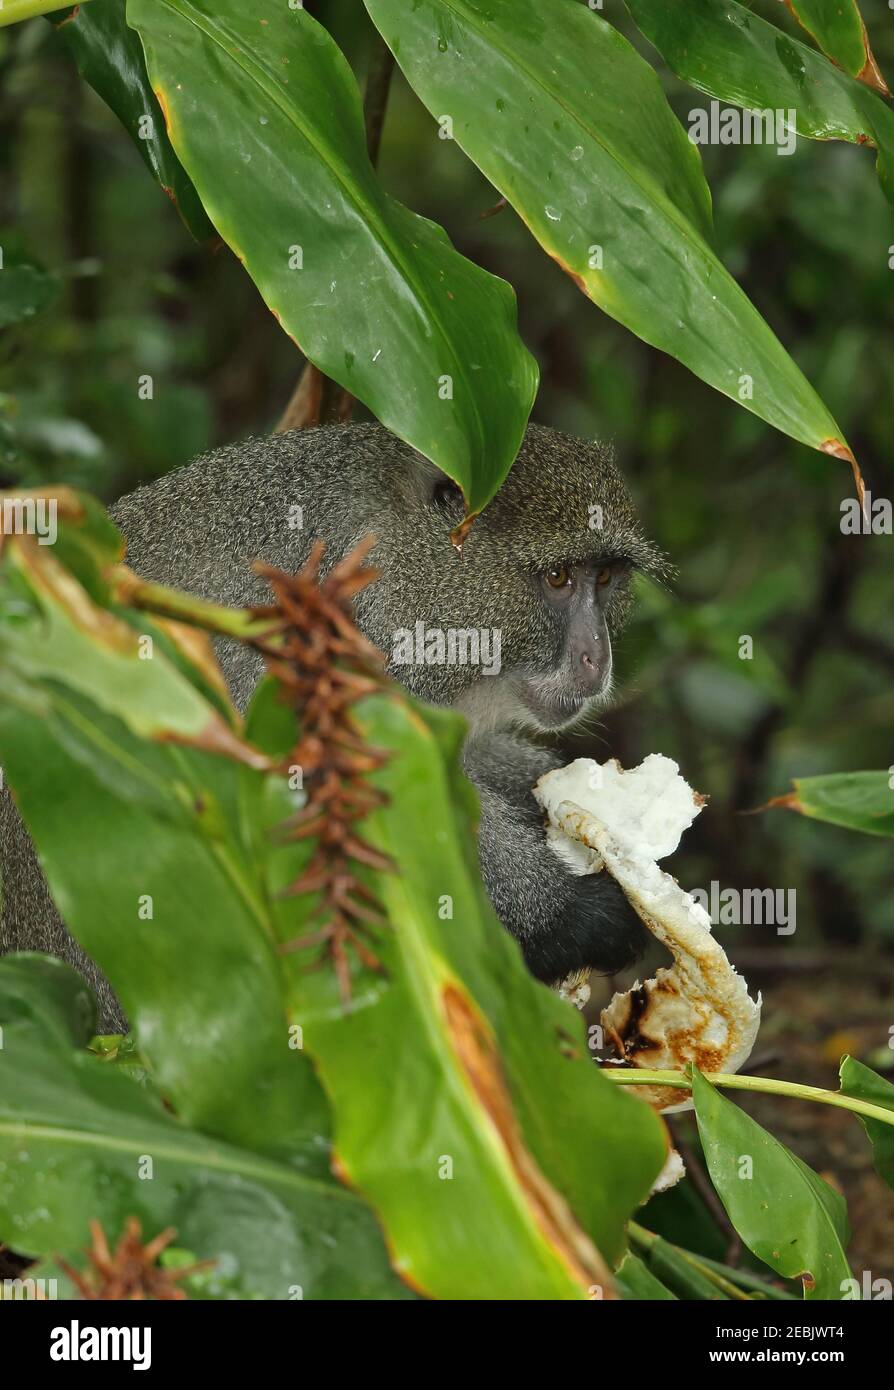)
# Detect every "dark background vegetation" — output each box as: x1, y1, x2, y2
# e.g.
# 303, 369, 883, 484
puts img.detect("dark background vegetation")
1, 0, 891, 1273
